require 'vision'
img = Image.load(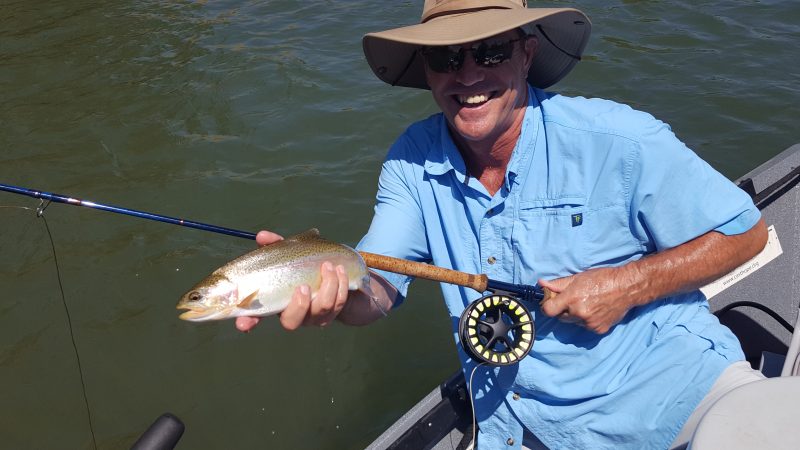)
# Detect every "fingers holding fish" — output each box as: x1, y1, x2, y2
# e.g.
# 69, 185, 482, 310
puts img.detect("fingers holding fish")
280, 285, 312, 330
305, 262, 350, 327
255, 230, 283, 247
235, 316, 261, 332
334, 265, 350, 316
